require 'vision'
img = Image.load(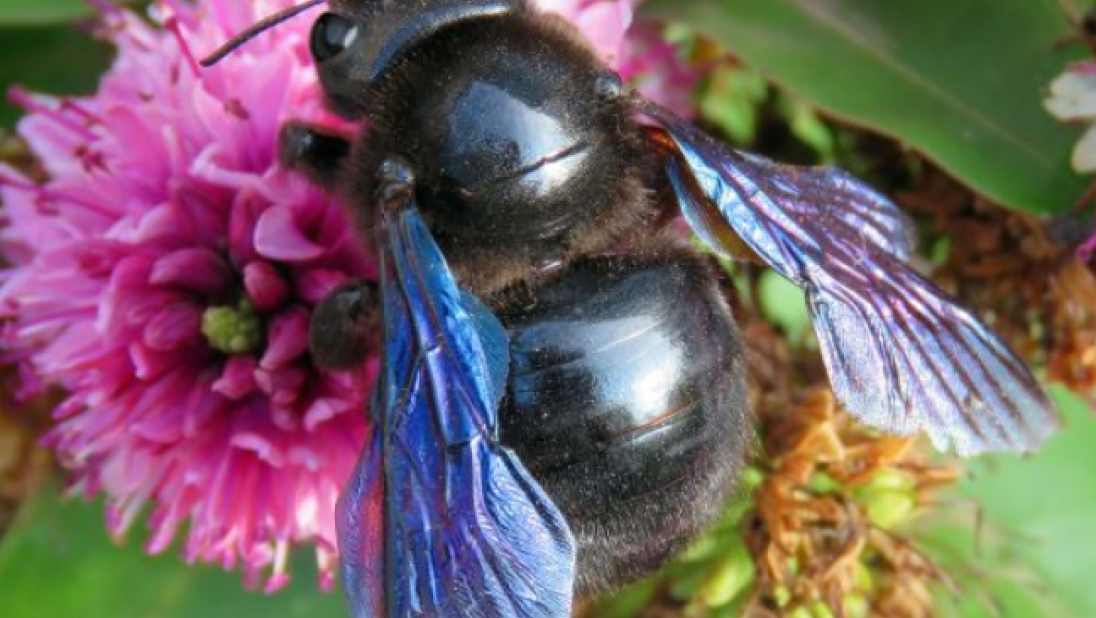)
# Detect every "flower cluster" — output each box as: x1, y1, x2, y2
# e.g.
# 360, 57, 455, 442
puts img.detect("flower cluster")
0, 0, 372, 591
0, 0, 702, 590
